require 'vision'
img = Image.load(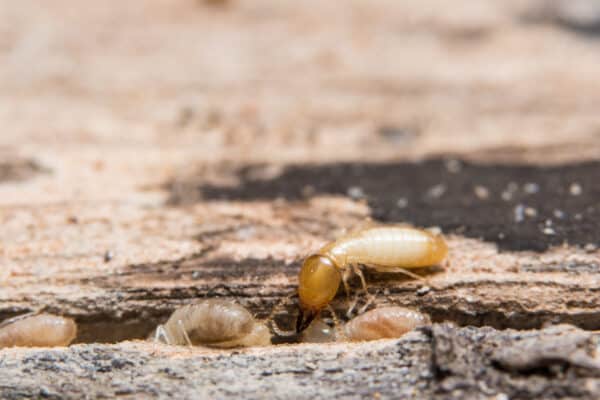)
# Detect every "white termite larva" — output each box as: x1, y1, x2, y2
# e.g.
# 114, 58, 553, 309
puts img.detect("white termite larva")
296, 225, 447, 332
0, 313, 77, 348
343, 306, 430, 341
300, 318, 337, 343
301, 307, 430, 343
153, 300, 271, 348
